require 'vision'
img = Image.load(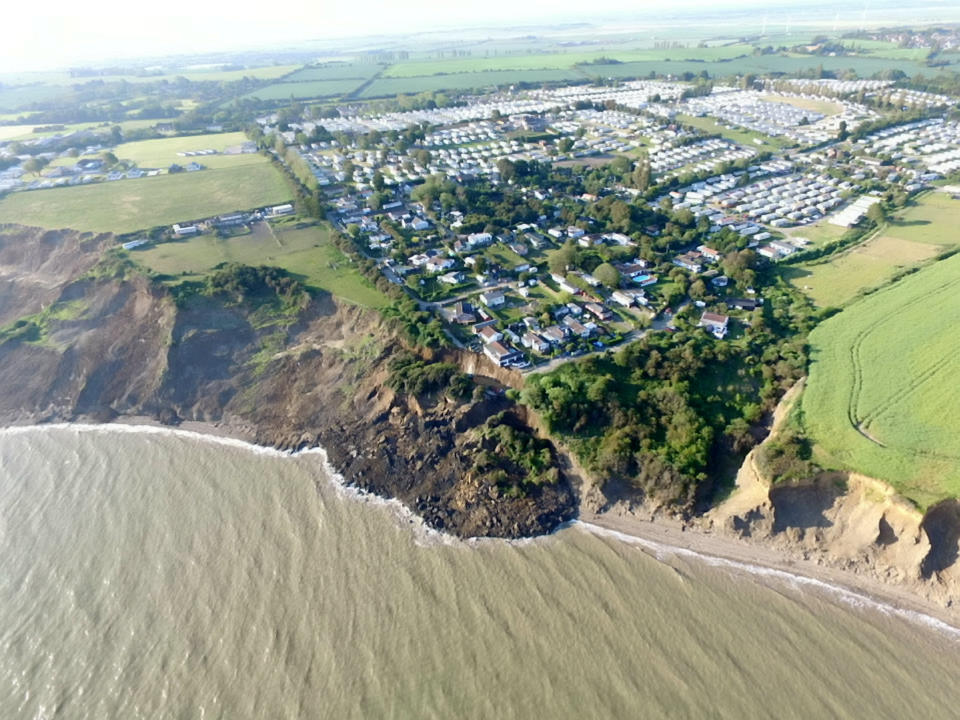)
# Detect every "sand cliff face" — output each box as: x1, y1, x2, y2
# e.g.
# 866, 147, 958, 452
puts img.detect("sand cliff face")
707, 383, 960, 607
0, 226, 576, 539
